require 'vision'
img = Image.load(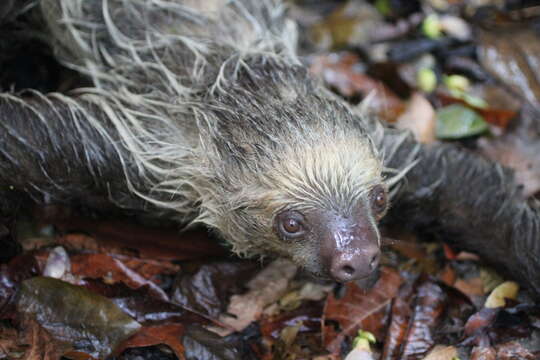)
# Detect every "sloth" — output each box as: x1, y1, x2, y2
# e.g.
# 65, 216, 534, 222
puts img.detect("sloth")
0, 0, 539, 296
